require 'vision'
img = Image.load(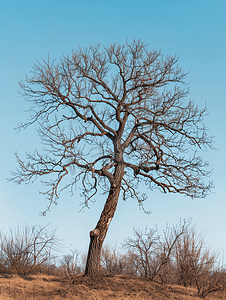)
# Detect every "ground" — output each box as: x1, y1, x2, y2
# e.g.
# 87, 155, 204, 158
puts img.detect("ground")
0, 274, 225, 299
